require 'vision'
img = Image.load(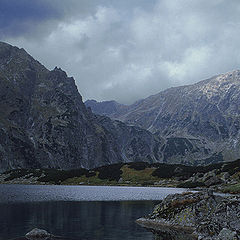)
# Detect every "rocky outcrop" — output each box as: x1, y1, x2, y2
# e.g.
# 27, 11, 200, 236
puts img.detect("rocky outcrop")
137, 191, 240, 239
86, 70, 240, 164
182, 170, 223, 187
